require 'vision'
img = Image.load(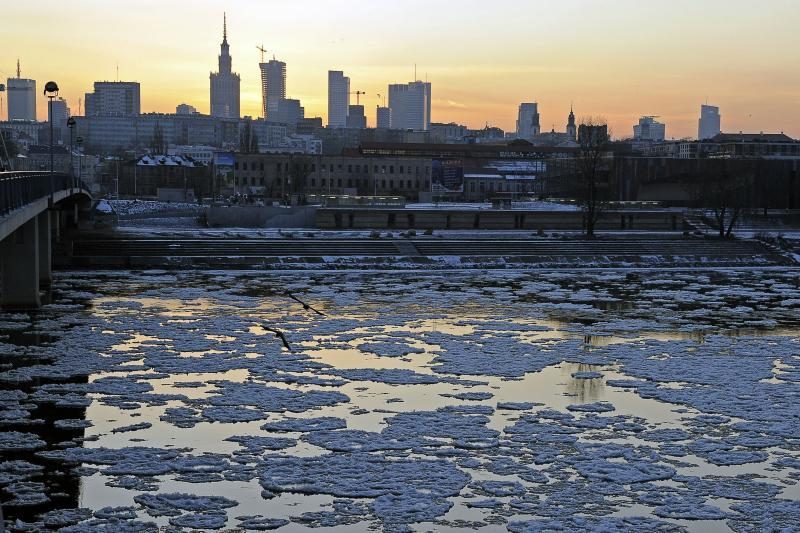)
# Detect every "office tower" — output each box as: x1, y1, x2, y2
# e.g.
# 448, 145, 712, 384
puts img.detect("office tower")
388, 81, 431, 131
376, 106, 391, 129
176, 103, 198, 115
566, 105, 577, 140
346, 105, 366, 129
259, 59, 286, 120
273, 98, 304, 125
516, 103, 540, 140
328, 71, 350, 128
210, 13, 241, 119
699, 104, 721, 140
6, 59, 36, 121
48, 97, 69, 124
633, 116, 666, 141
84, 81, 141, 116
